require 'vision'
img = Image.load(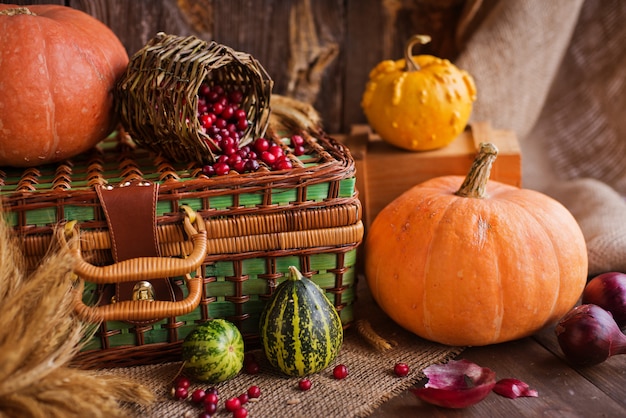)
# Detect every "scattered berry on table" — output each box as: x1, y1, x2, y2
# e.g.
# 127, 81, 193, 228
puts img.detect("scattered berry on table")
174, 376, 191, 389
333, 364, 349, 380
203, 400, 217, 415
233, 407, 248, 418
394, 362, 410, 377
173, 386, 188, 400
225, 396, 242, 412
247, 385, 261, 398
298, 378, 312, 391
203, 392, 218, 406
191, 388, 206, 404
